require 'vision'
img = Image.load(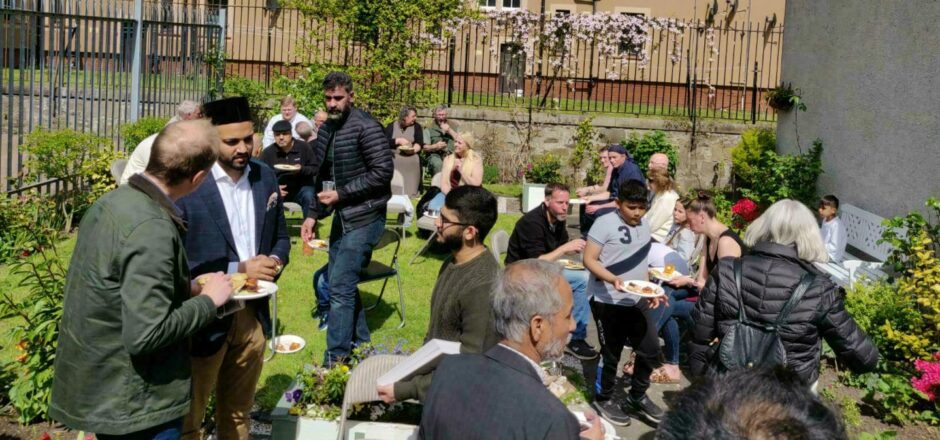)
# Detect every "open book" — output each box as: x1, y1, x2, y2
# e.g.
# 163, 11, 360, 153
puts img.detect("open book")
376, 339, 461, 386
